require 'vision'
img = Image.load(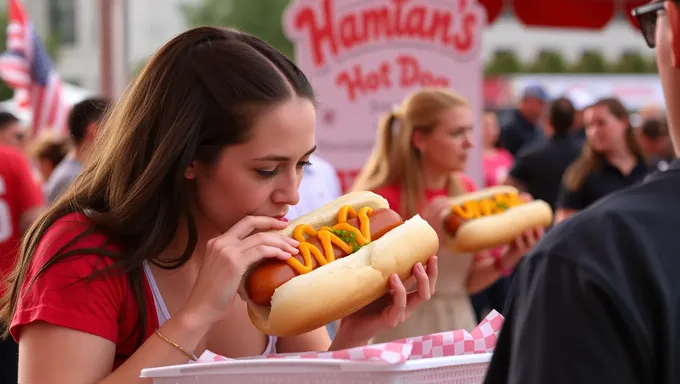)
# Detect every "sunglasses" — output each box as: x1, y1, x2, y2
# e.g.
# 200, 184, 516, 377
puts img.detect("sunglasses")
632, 1, 678, 48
